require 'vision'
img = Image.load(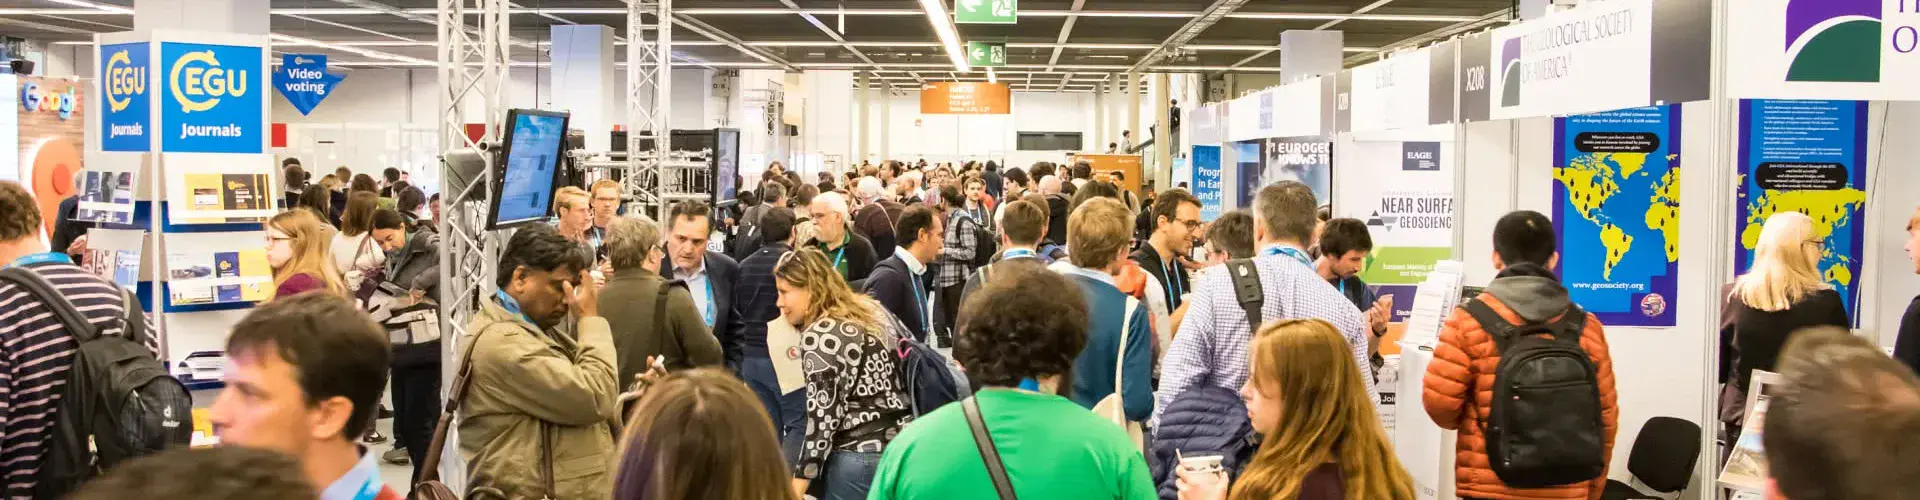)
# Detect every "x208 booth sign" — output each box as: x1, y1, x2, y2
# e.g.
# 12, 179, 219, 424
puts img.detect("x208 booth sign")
159, 41, 263, 153
99, 42, 151, 152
